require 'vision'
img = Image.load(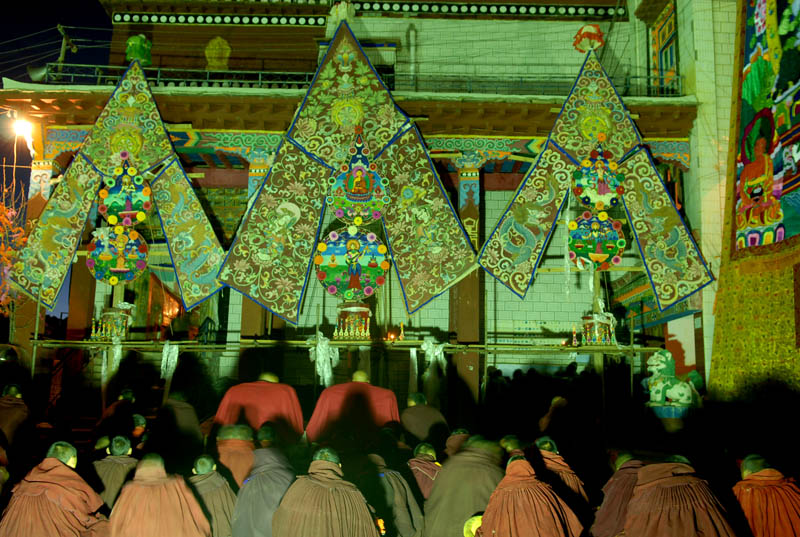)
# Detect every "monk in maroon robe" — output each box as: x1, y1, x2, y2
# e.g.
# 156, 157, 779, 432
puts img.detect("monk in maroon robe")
477, 455, 583, 537
407, 443, 441, 500
0, 385, 28, 447
305, 371, 400, 444
591, 452, 644, 537
624, 461, 737, 537
400, 392, 448, 444
0, 441, 109, 537
443, 429, 470, 458
733, 454, 800, 537
217, 425, 254, 489
214, 372, 303, 443
189, 455, 236, 537
422, 436, 504, 537
93, 436, 138, 508
110, 453, 210, 537
231, 429, 295, 537
272, 447, 379, 537
536, 436, 589, 502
